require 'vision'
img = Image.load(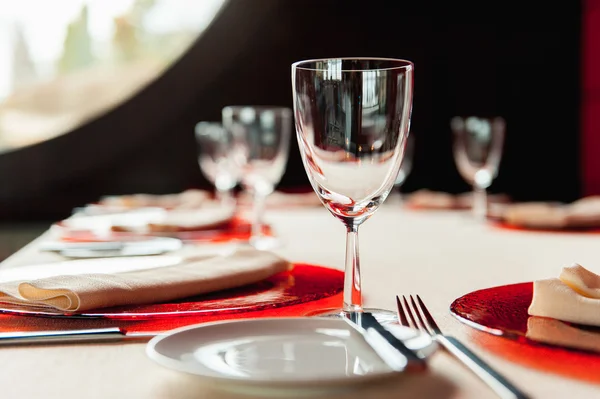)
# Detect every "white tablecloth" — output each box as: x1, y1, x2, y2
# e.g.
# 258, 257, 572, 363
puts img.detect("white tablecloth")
0, 206, 598, 398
